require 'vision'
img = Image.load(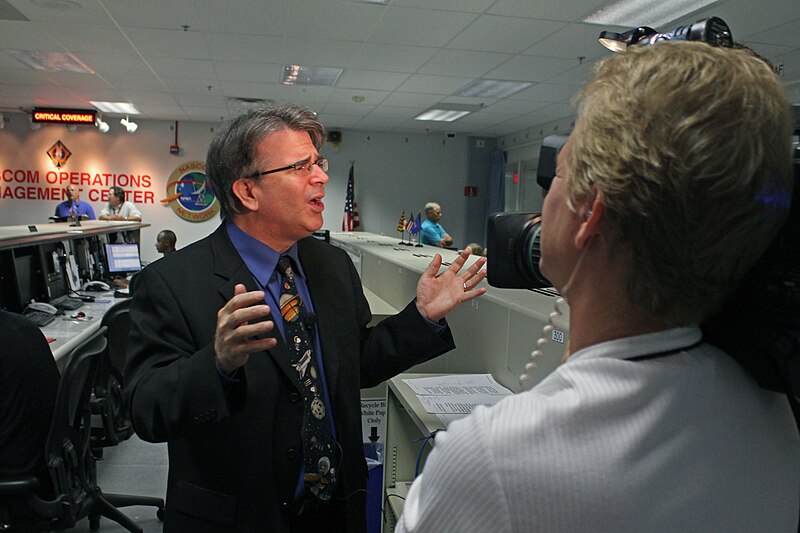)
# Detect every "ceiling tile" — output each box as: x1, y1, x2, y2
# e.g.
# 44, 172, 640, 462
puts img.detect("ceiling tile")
487, 0, 608, 21
328, 87, 391, 105
397, 74, 474, 95
125, 27, 210, 59
486, 55, 575, 82
448, 15, 566, 53
214, 61, 283, 84
390, 0, 495, 13
336, 70, 409, 91
103, 0, 201, 30
419, 49, 512, 77
193, 0, 290, 35
287, 0, 385, 41
369, 6, 478, 47
348, 43, 438, 72
205, 33, 283, 63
